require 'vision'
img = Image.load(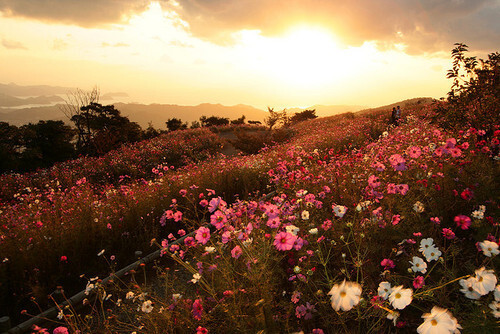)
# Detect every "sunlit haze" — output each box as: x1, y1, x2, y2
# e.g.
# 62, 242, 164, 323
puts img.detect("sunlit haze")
1, 1, 499, 109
